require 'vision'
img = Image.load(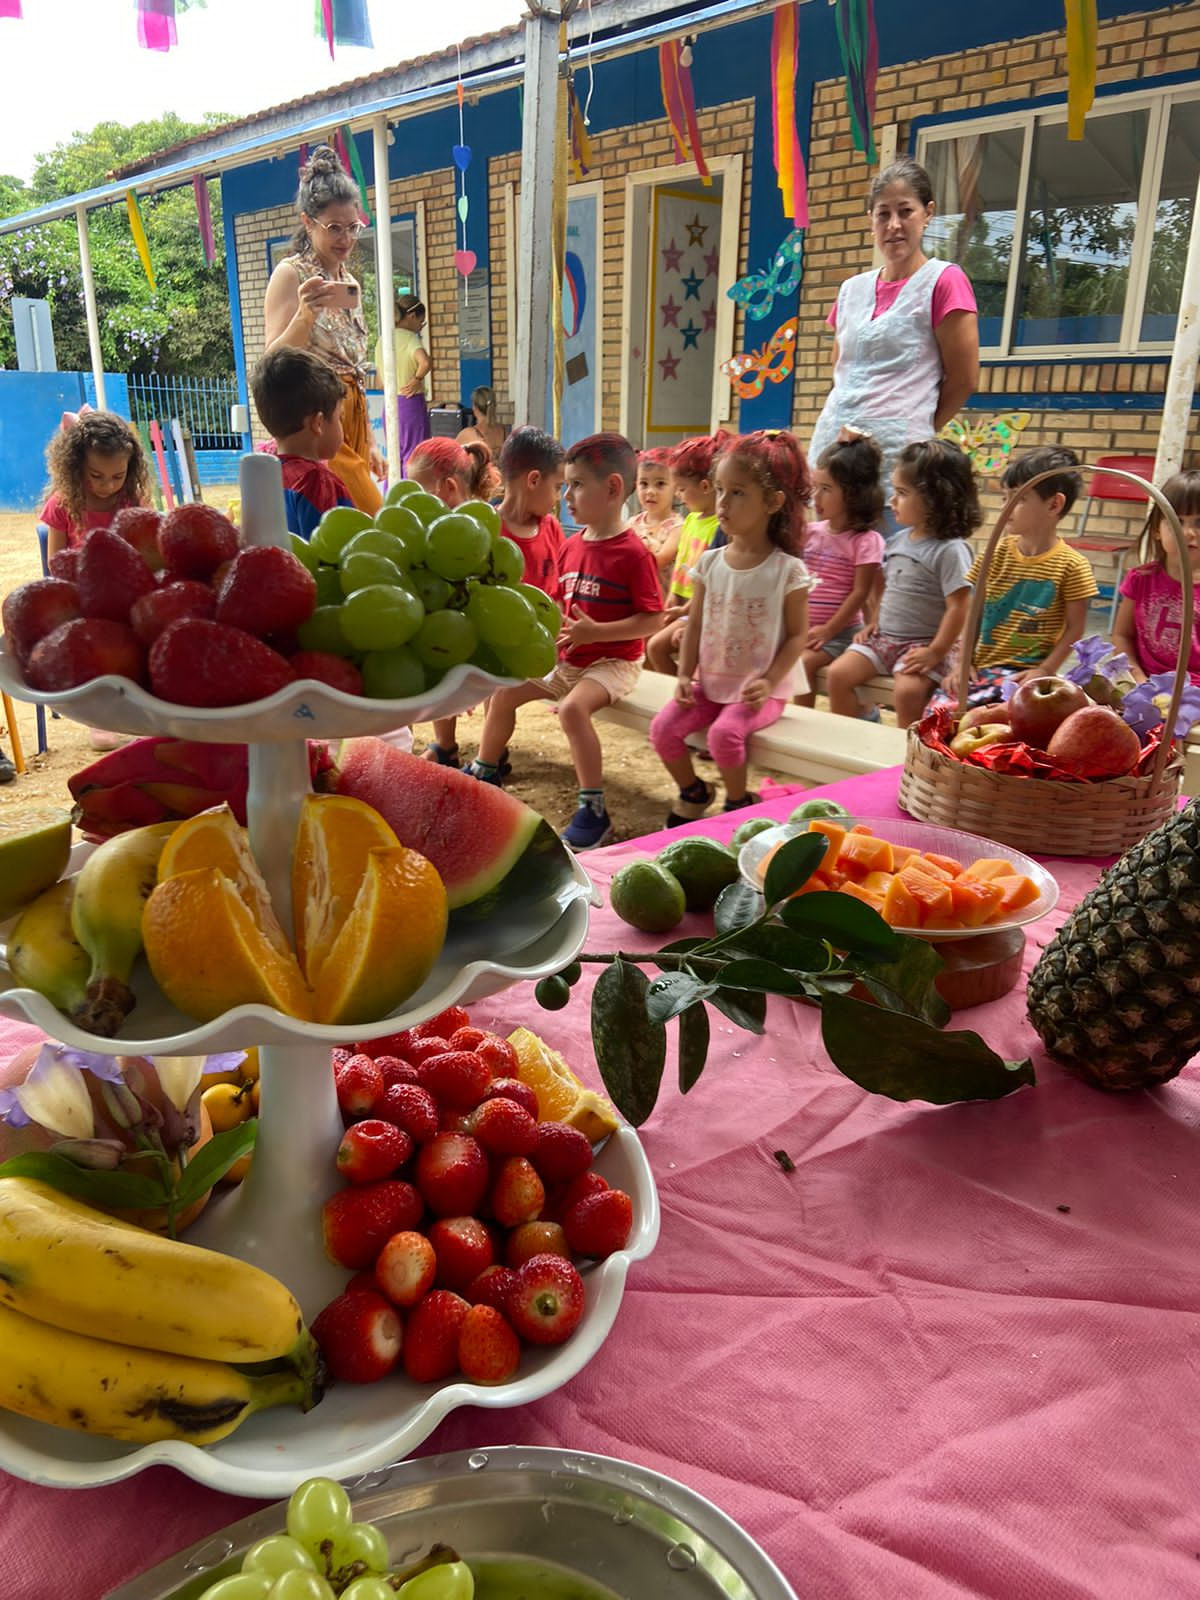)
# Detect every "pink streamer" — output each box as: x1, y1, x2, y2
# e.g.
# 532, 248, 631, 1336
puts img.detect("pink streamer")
0, 0, 23, 18
192, 175, 214, 266
136, 0, 176, 51
321, 0, 334, 57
